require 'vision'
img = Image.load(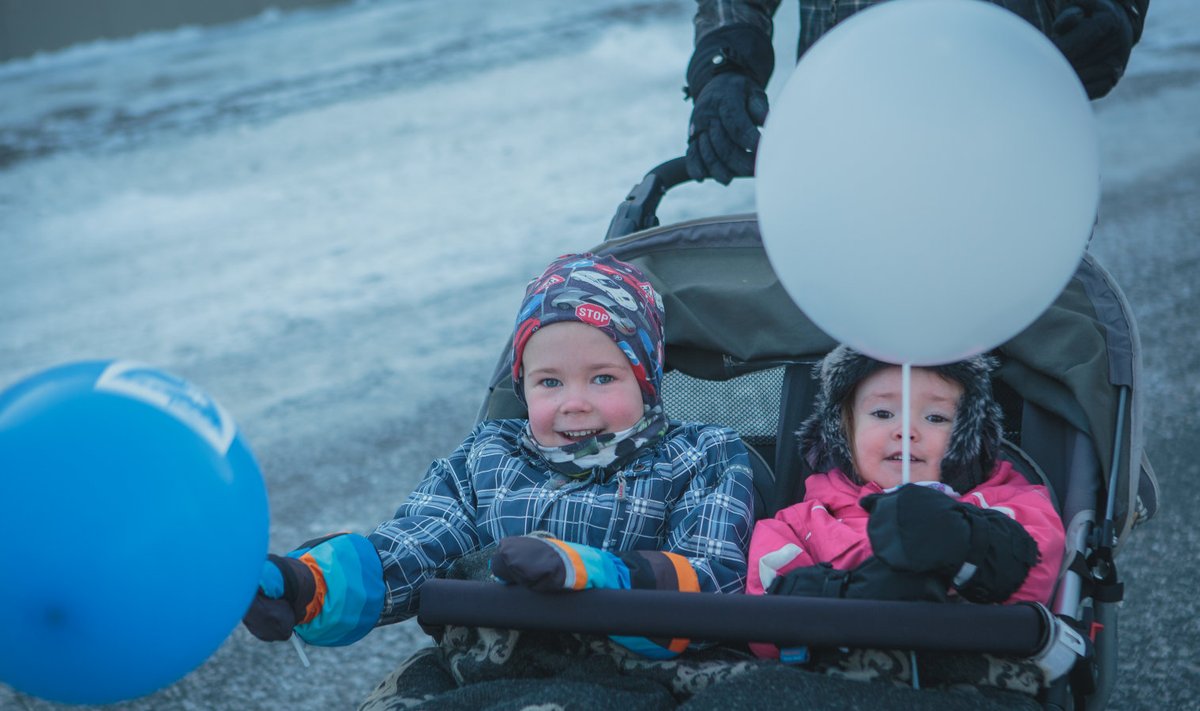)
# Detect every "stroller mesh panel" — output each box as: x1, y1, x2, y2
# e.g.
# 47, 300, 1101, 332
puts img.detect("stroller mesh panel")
662, 367, 784, 446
